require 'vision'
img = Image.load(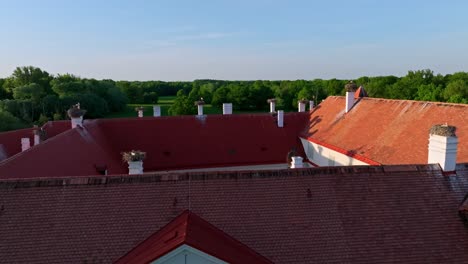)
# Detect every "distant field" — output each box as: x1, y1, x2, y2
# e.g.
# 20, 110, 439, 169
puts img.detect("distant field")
104, 96, 273, 119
